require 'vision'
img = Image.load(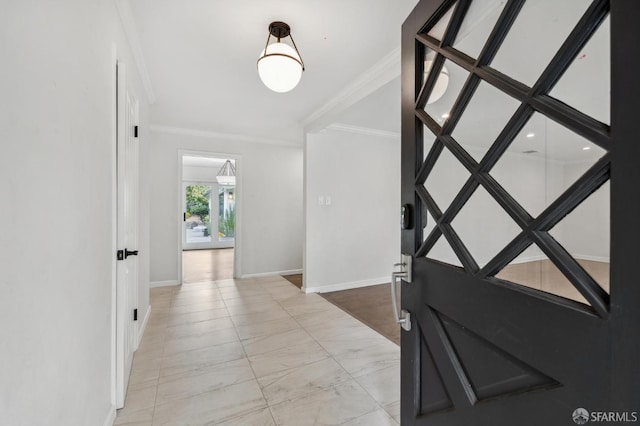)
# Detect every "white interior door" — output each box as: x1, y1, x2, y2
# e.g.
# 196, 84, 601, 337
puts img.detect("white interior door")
116, 61, 139, 408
